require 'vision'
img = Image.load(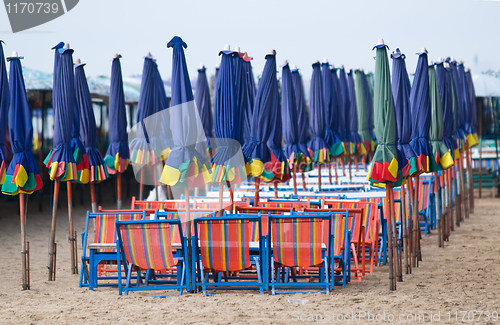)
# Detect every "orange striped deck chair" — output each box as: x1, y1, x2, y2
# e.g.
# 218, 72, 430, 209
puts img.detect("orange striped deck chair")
79, 211, 145, 289
193, 215, 264, 295
259, 200, 310, 211
268, 213, 339, 294
234, 206, 293, 240
131, 196, 188, 210
323, 200, 379, 274
116, 218, 189, 296
192, 198, 250, 211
